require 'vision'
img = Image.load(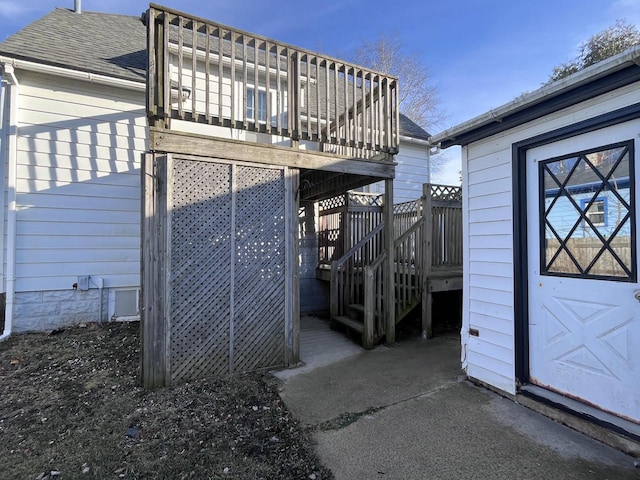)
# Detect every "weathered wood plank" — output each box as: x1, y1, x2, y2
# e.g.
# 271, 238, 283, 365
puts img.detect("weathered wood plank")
150, 128, 395, 178
384, 178, 395, 344
141, 153, 169, 389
